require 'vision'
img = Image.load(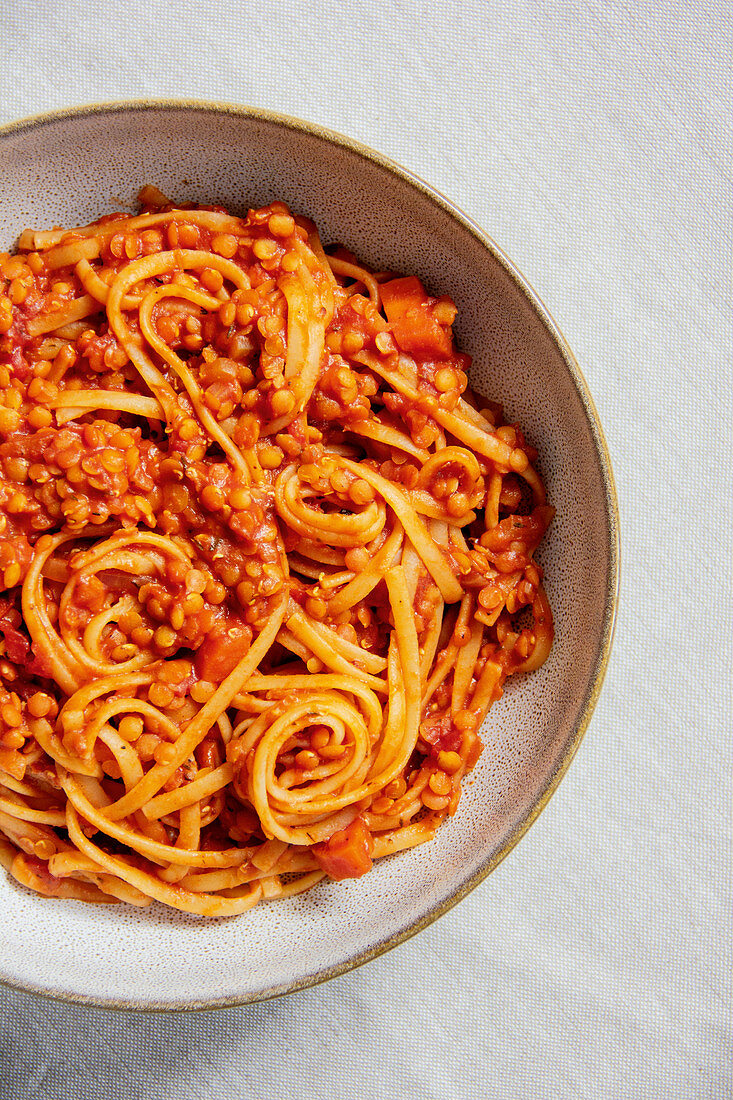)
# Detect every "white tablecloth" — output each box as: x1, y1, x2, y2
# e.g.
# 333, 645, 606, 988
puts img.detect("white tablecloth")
0, 2, 730, 1097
